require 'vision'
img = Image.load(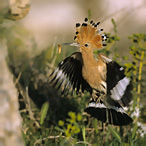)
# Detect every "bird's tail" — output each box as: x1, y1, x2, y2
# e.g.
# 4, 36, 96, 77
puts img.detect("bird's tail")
85, 101, 133, 126
74, 18, 107, 49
